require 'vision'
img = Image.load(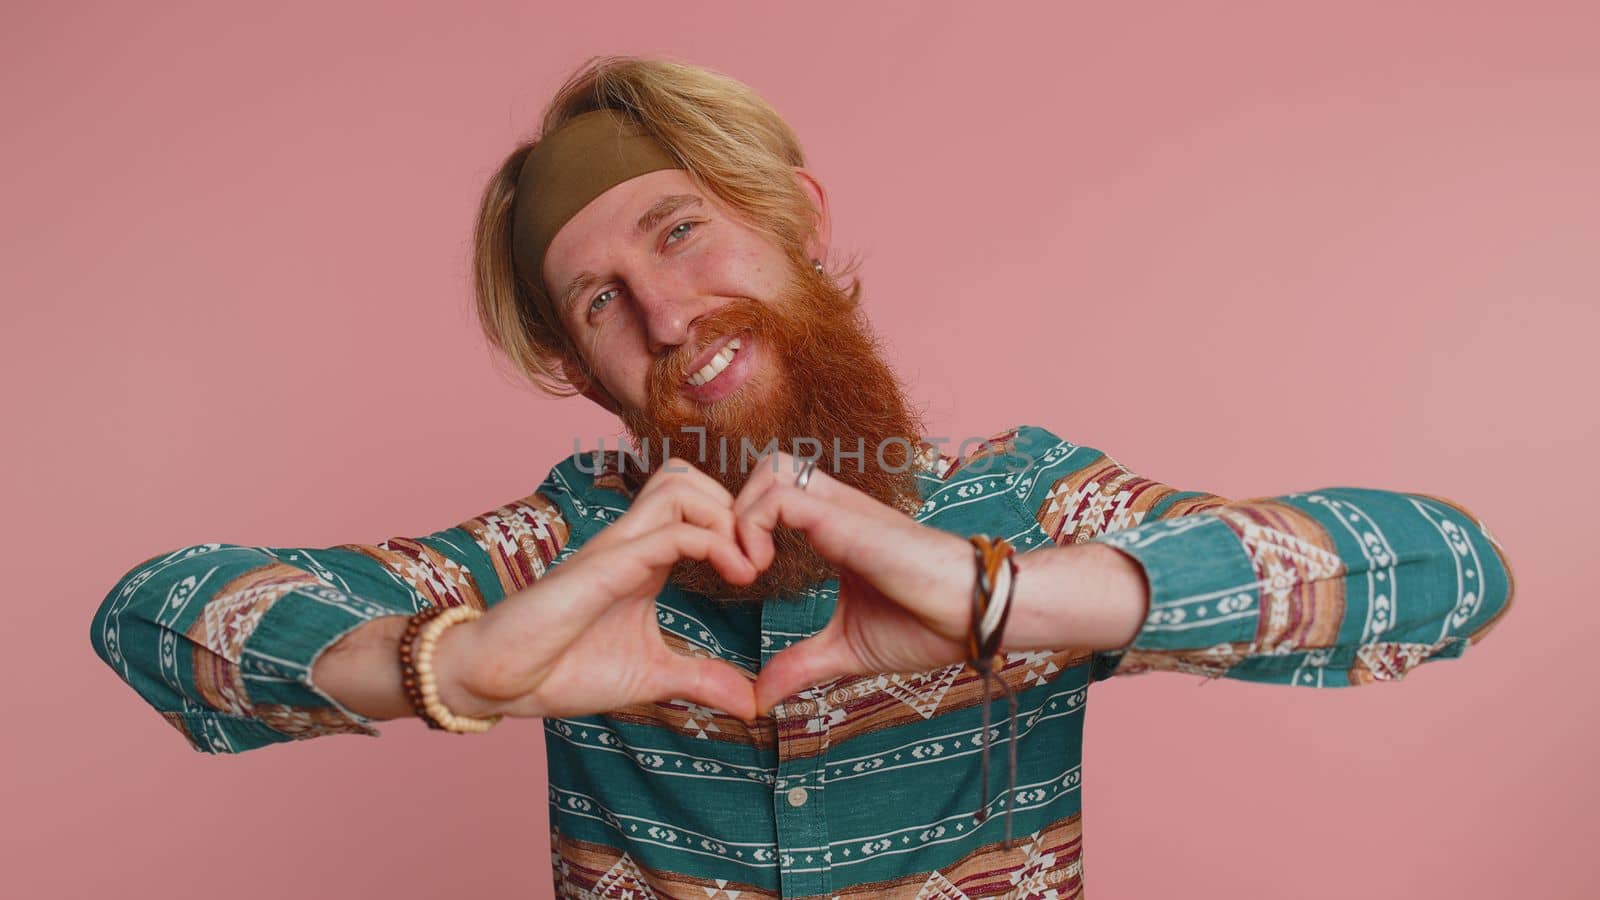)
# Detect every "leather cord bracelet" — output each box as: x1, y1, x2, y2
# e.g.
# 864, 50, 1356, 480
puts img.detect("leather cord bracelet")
967, 534, 1021, 849
399, 604, 502, 734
